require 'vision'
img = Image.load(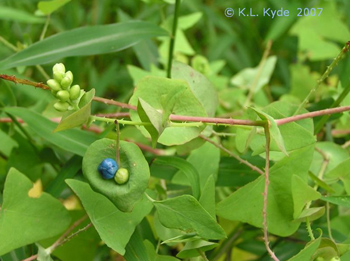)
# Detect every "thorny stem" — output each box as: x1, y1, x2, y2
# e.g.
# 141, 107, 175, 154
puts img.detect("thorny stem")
244, 40, 273, 107
314, 82, 350, 134
199, 135, 264, 175
294, 41, 350, 115
4, 75, 350, 129
262, 124, 279, 261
